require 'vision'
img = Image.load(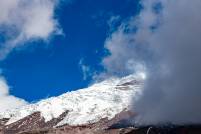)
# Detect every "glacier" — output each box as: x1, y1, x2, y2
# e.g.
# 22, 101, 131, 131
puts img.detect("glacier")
0, 74, 143, 126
